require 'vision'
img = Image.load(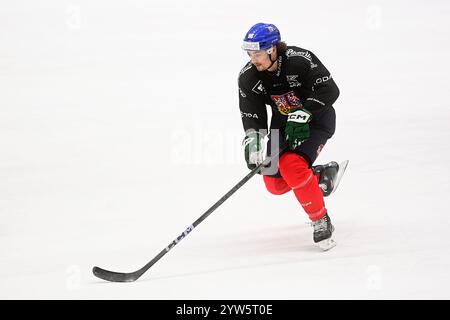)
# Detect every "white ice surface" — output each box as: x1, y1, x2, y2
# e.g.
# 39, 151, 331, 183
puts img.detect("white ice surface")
1, 0, 450, 299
